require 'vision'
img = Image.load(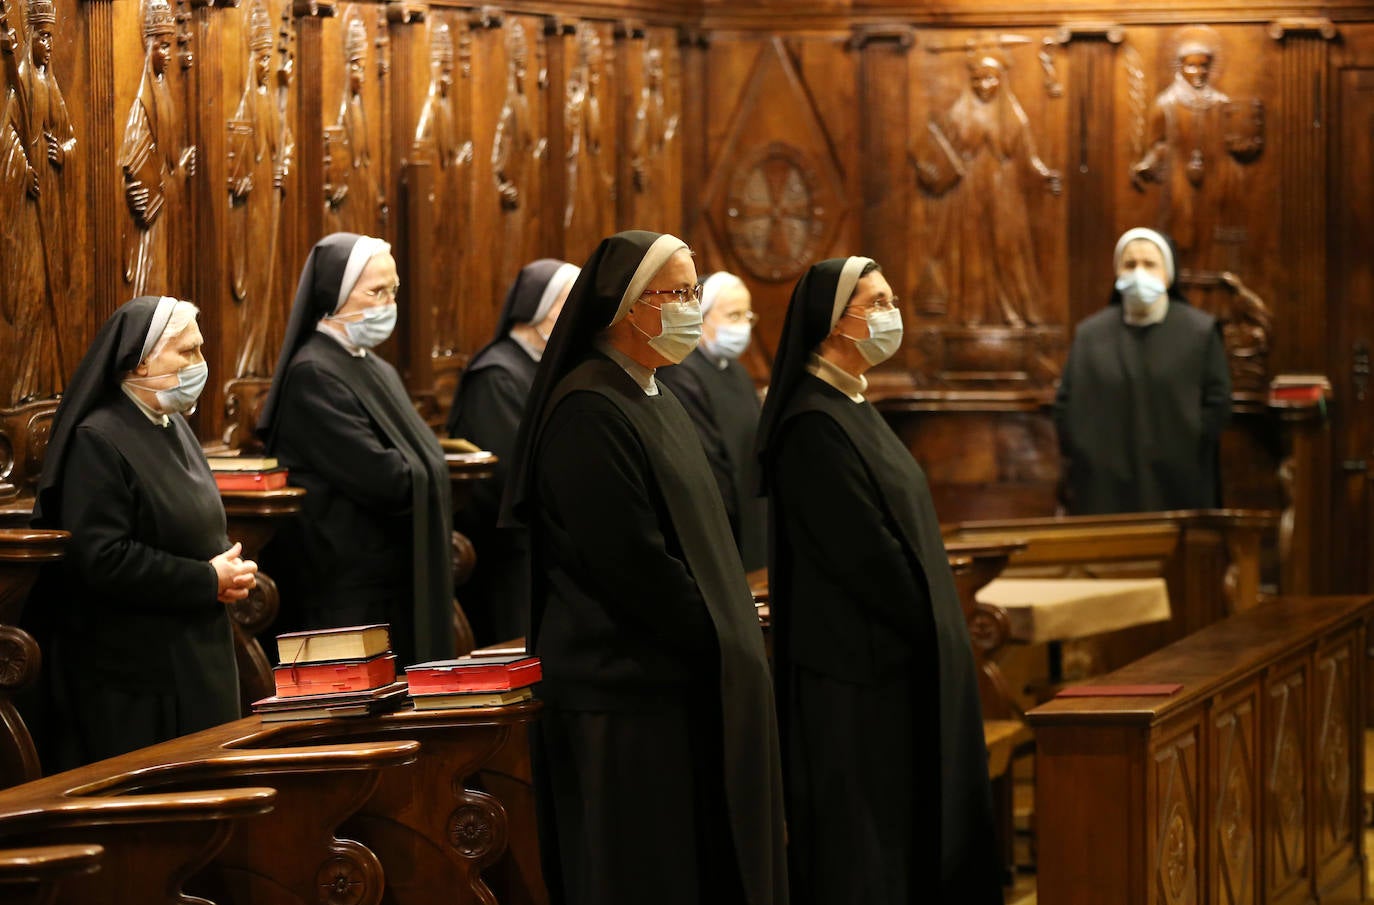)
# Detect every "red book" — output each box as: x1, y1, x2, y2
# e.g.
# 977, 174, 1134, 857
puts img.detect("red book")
1268, 385, 1329, 403
214, 469, 289, 491
405, 654, 542, 694
273, 653, 397, 697
1056, 683, 1183, 698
